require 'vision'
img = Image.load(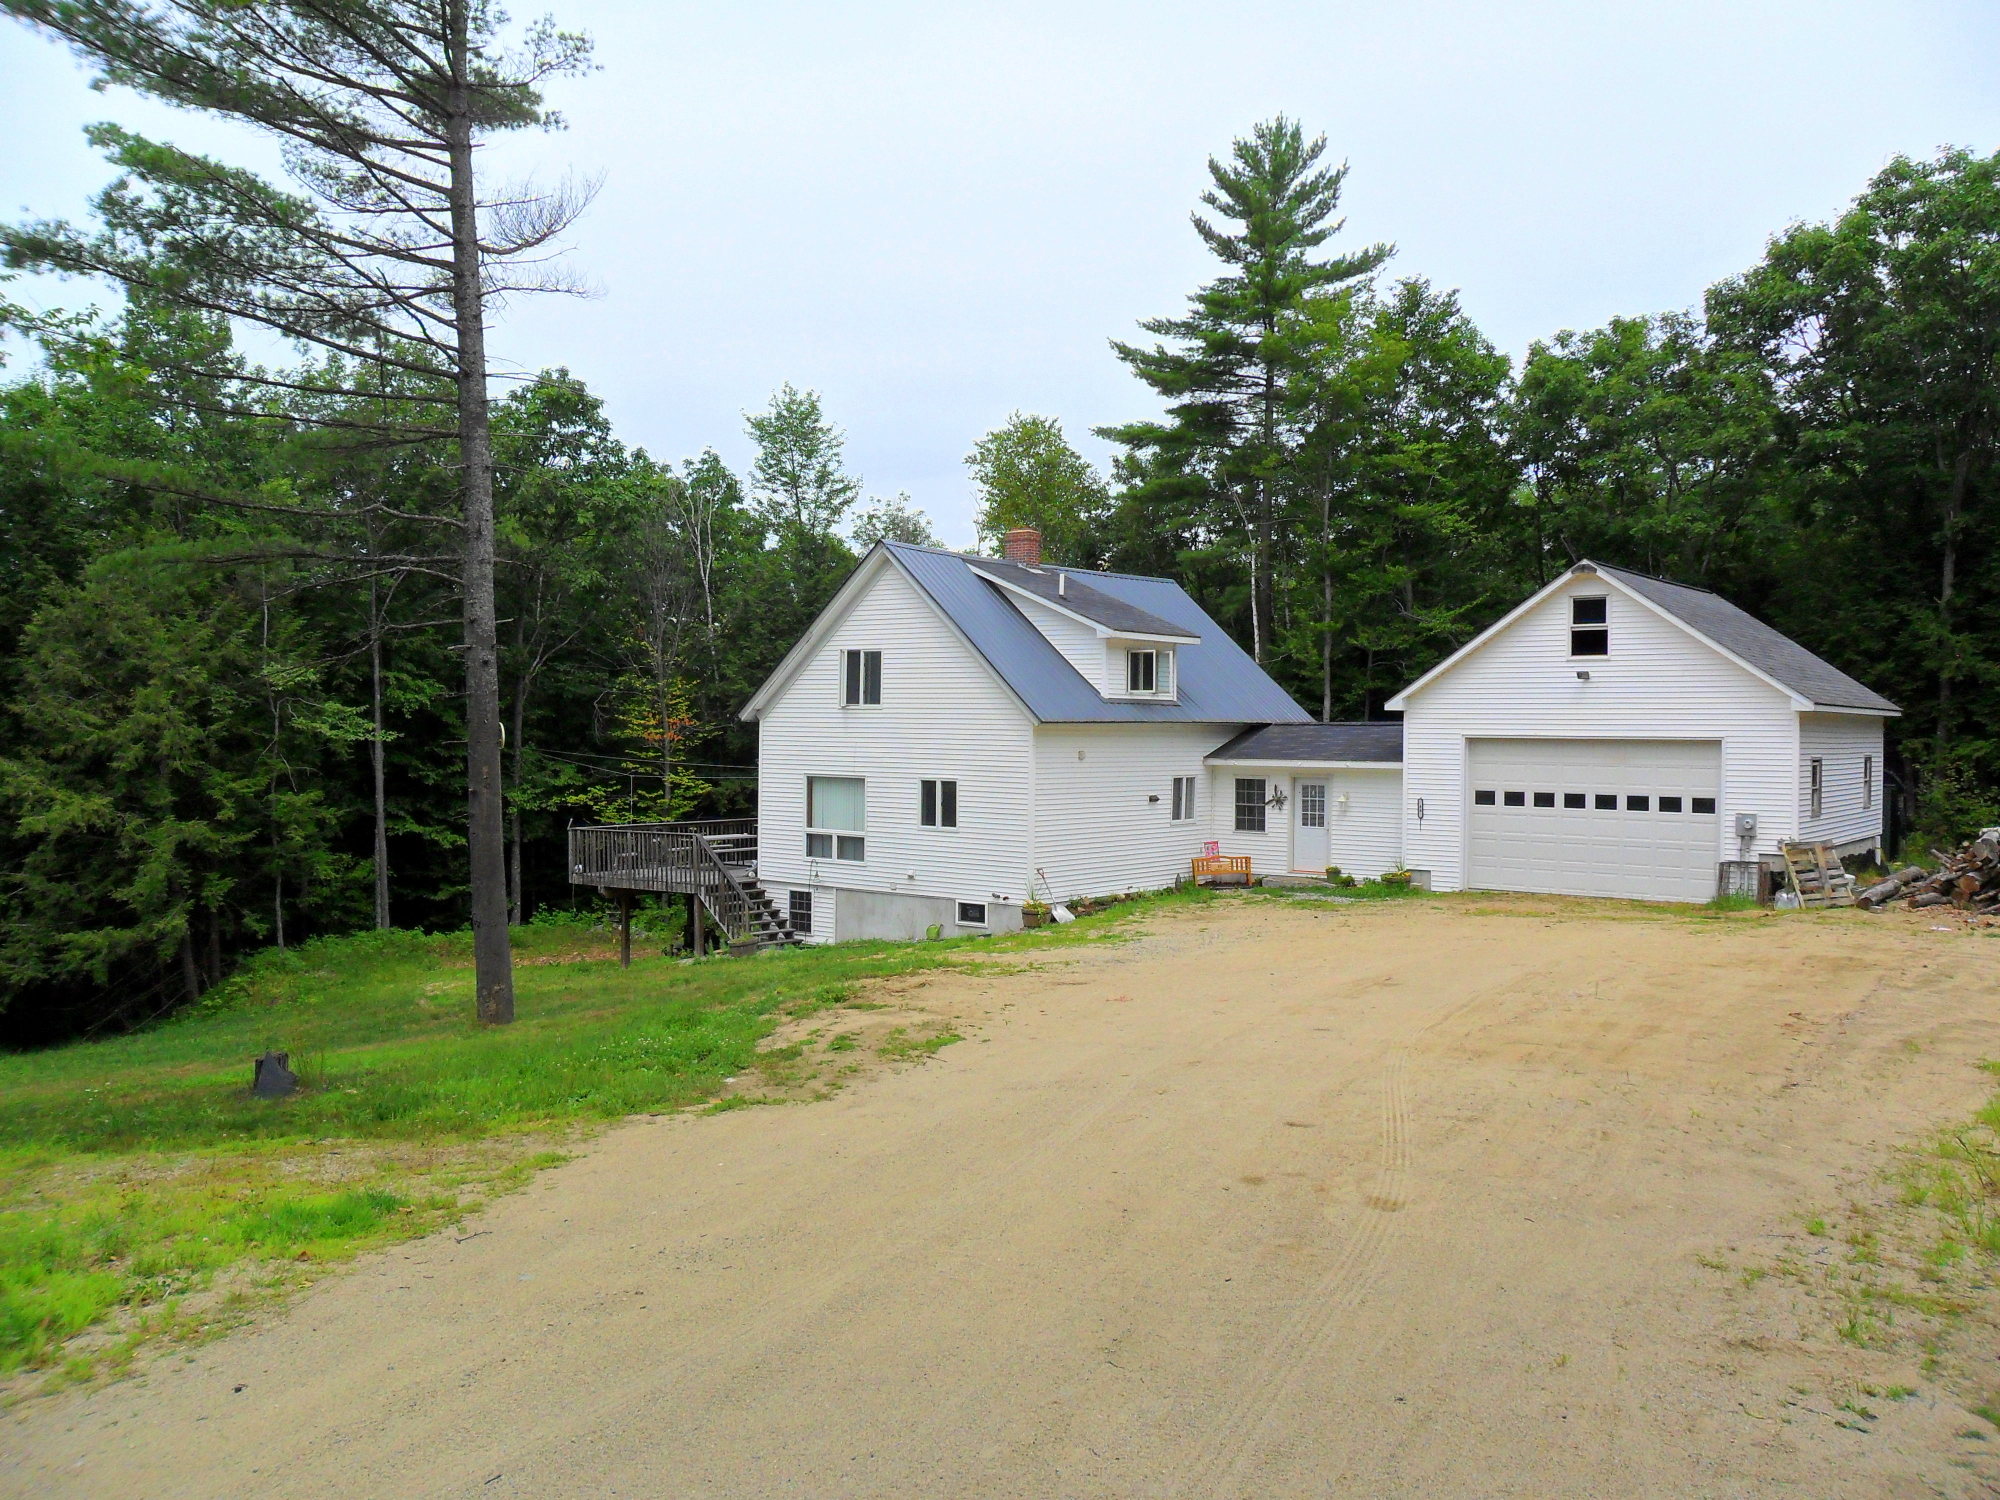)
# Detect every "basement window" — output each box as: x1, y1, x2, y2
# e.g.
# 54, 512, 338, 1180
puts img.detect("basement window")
1234, 778, 1267, 833
1570, 596, 1609, 657
956, 901, 989, 928
788, 889, 813, 936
